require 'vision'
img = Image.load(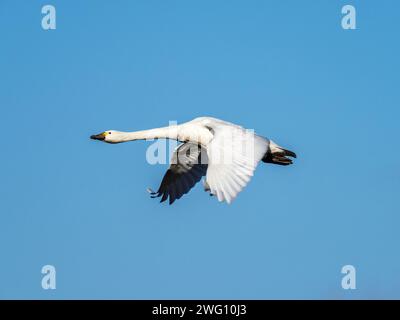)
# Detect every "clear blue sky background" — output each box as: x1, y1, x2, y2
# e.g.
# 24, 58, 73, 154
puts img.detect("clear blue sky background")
1, 0, 399, 299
